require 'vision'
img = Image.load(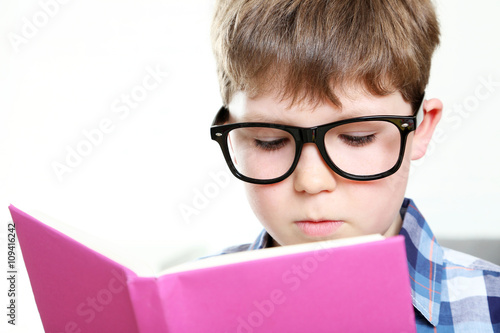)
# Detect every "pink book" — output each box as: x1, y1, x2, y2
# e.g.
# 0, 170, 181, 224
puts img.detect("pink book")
9, 205, 416, 333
